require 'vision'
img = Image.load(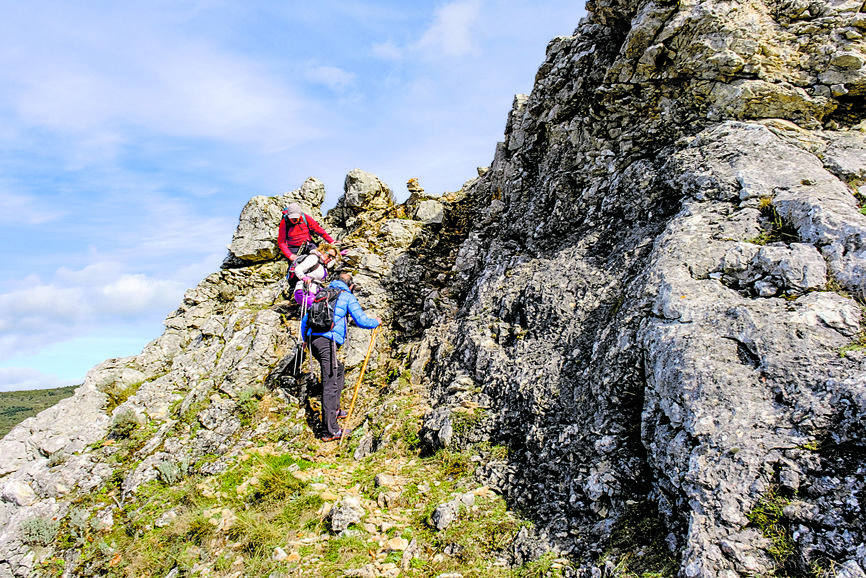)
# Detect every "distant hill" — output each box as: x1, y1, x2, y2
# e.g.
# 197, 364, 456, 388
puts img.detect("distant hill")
0, 385, 78, 438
